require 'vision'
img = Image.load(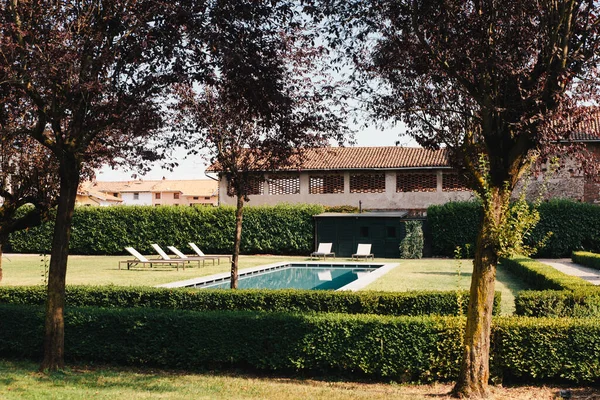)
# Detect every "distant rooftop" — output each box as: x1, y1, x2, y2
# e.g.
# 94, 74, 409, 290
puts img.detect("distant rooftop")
82, 179, 218, 197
